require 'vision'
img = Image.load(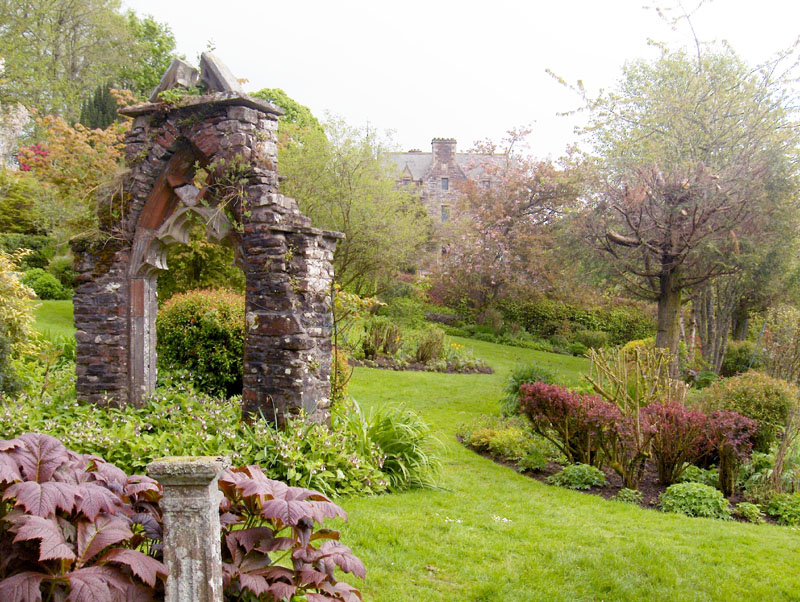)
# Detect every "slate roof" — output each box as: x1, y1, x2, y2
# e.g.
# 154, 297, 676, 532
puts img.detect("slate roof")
386, 152, 507, 181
